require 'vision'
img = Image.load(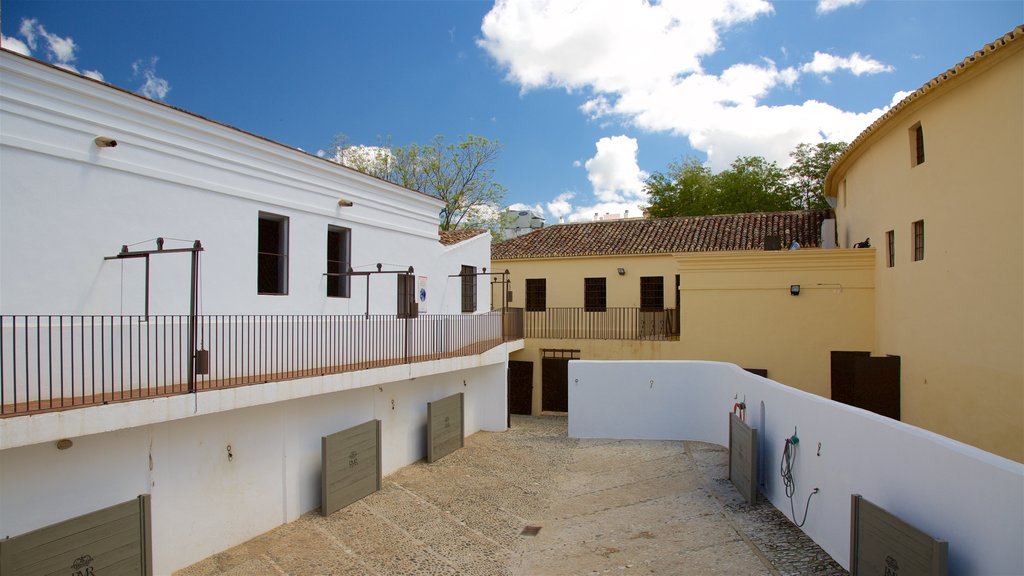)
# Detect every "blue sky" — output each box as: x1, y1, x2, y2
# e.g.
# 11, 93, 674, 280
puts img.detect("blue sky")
2, 1, 1021, 223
